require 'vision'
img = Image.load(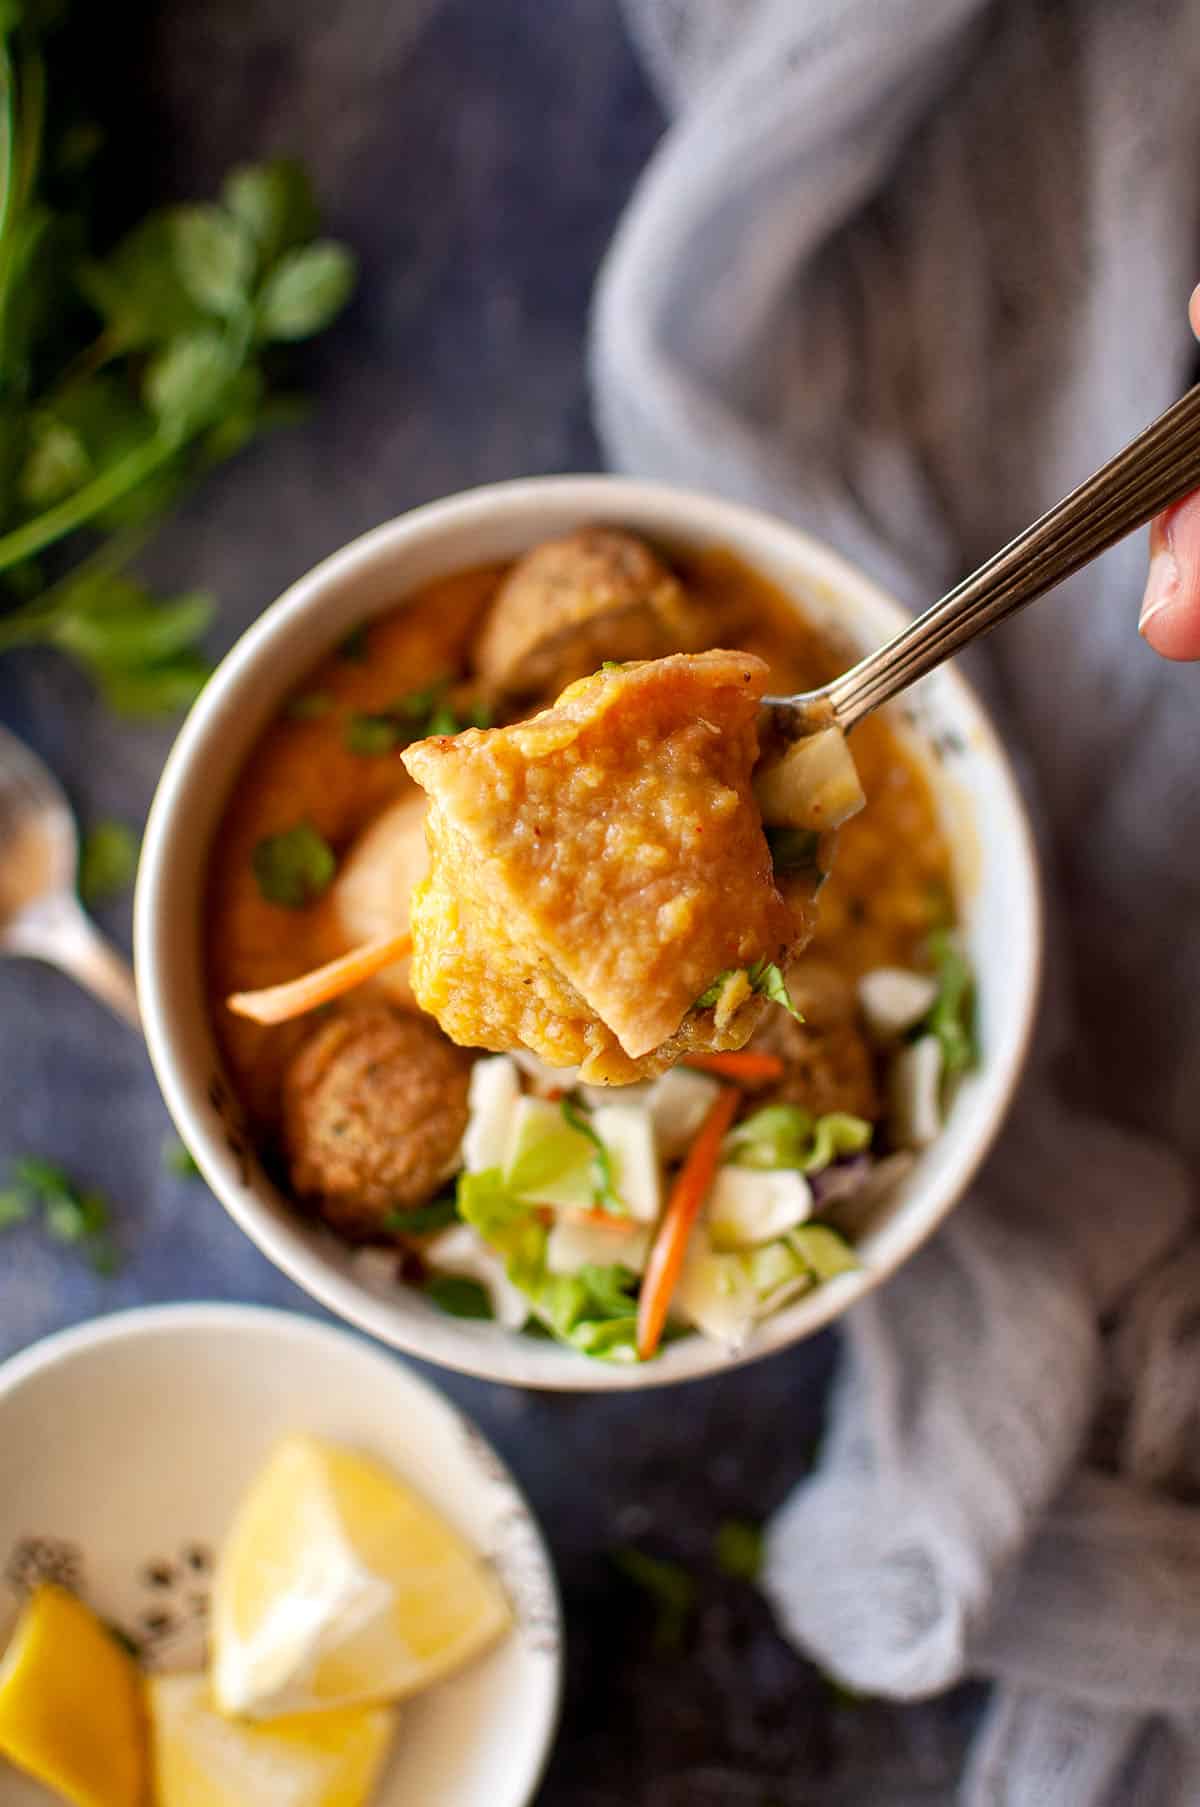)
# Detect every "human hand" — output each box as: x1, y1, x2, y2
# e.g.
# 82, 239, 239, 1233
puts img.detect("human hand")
1138, 285, 1200, 659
